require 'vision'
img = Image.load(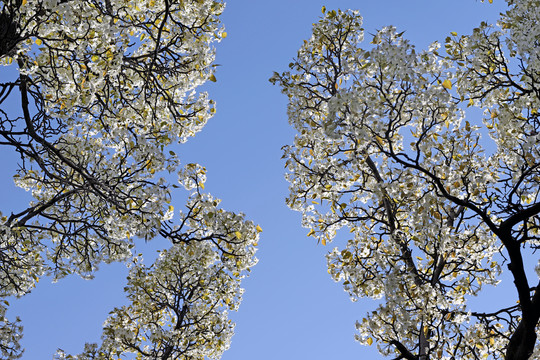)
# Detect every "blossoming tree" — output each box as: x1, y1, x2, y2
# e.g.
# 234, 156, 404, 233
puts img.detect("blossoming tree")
0, 0, 259, 358
272, 1, 539, 359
